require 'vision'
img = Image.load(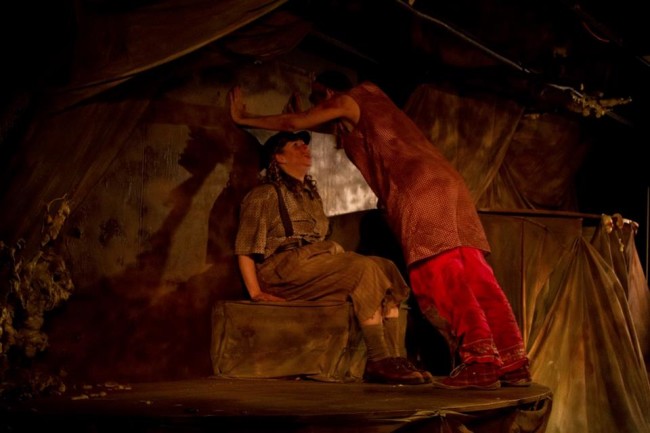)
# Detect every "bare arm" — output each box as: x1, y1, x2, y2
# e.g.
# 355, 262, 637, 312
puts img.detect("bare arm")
229, 86, 359, 131
237, 255, 286, 302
